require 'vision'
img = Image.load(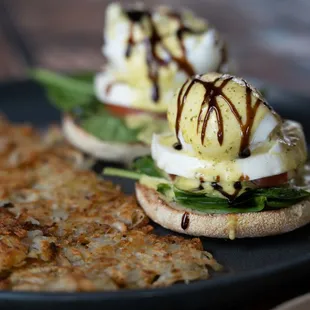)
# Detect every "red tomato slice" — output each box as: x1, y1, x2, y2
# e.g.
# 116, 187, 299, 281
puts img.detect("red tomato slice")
252, 173, 288, 188
105, 104, 166, 119
105, 105, 144, 117
169, 174, 177, 181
